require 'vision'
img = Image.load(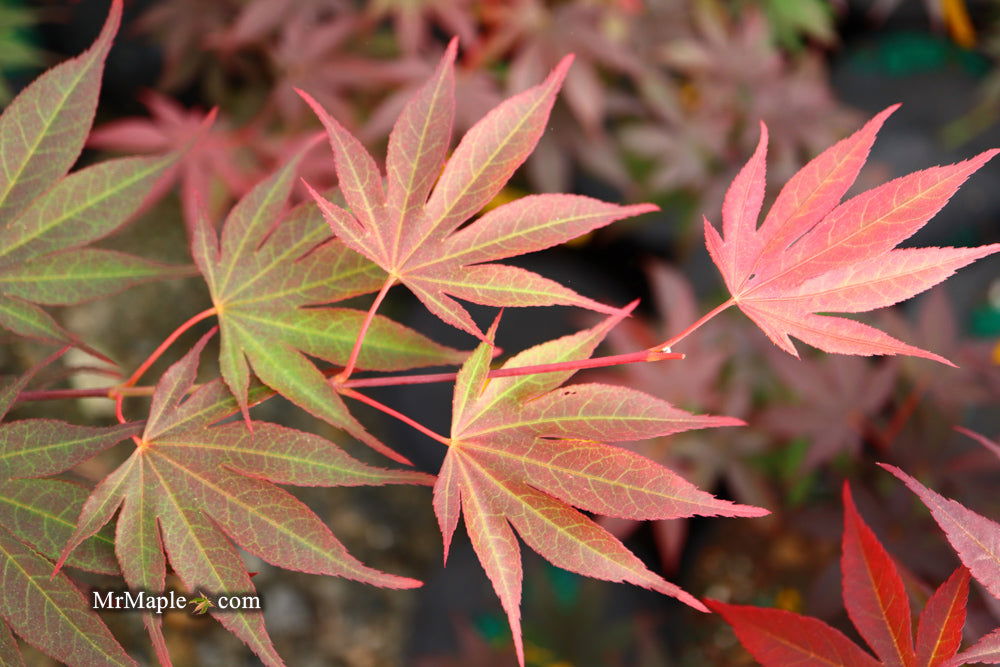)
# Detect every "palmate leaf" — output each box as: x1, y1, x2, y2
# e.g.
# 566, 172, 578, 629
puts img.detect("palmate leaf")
710, 483, 972, 667
0, 0, 185, 354
300, 40, 652, 339
704, 105, 999, 362
0, 375, 136, 665
435, 311, 767, 666
192, 140, 466, 463
58, 332, 434, 666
